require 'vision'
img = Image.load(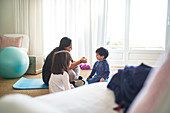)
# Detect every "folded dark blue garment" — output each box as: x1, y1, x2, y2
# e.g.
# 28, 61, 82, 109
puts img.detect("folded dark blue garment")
107, 63, 152, 113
